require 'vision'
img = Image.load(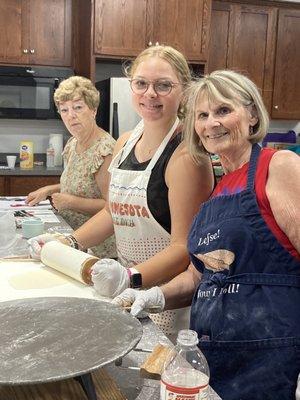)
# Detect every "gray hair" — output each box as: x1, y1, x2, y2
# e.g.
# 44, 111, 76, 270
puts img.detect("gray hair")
184, 70, 269, 164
